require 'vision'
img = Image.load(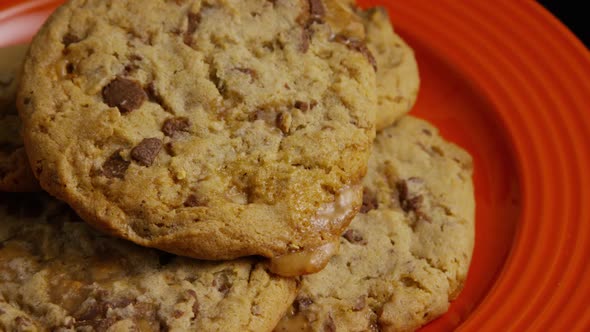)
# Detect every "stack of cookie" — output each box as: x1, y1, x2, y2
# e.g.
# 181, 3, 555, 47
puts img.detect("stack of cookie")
0, 1, 475, 331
